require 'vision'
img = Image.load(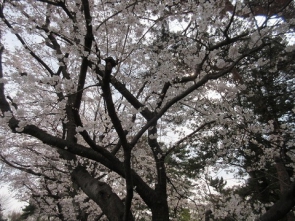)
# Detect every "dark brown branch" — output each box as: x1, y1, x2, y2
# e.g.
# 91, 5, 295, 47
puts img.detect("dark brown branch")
46, 32, 70, 79
0, 31, 11, 115
156, 82, 171, 109
95, 64, 153, 120
148, 122, 167, 194
73, 0, 94, 112
36, 0, 74, 19
101, 60, 129, 149
73, 108, 113, 158
6, 96, 17, 110
110, 76, 153, 120
256, 182, 295, 221
101, 60, 134, 221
